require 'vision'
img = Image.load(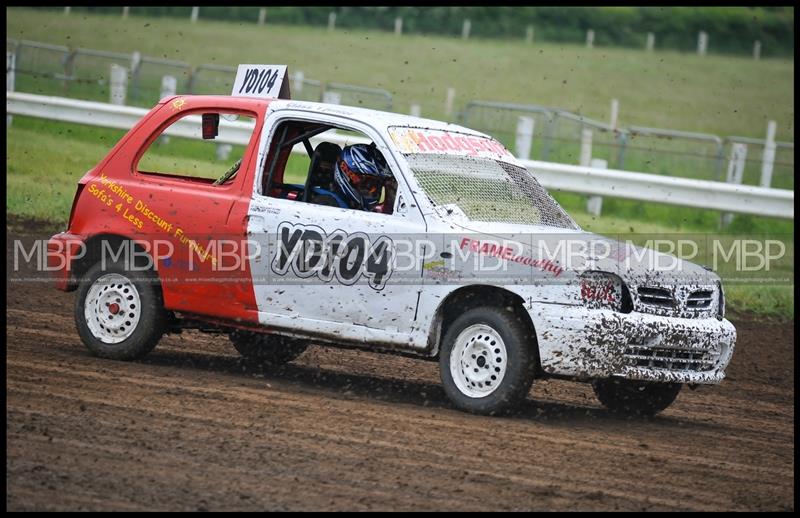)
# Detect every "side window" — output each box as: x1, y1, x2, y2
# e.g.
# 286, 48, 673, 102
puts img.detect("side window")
262, 121, 398, 214
137, 111, 256, 185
